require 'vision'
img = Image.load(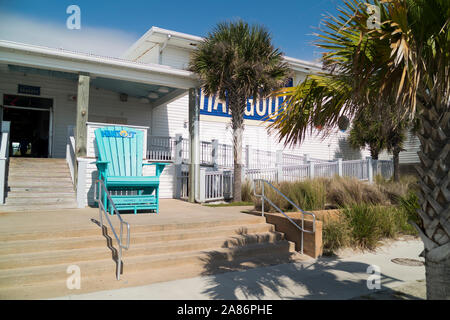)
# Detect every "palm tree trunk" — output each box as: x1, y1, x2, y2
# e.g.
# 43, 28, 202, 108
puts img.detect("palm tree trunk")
413, 102, 450, 299
233, 126, 243, 202
230, 94, 245, 202
392, 147, 400, 182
